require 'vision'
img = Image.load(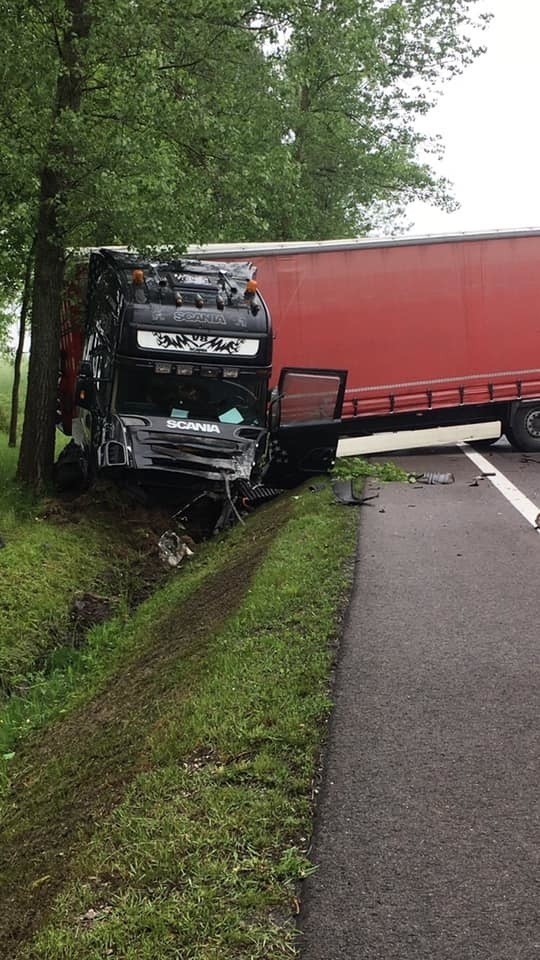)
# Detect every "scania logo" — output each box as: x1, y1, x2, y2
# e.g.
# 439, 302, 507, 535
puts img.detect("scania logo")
174, 311, 226, 325
166, 419, 221, 434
